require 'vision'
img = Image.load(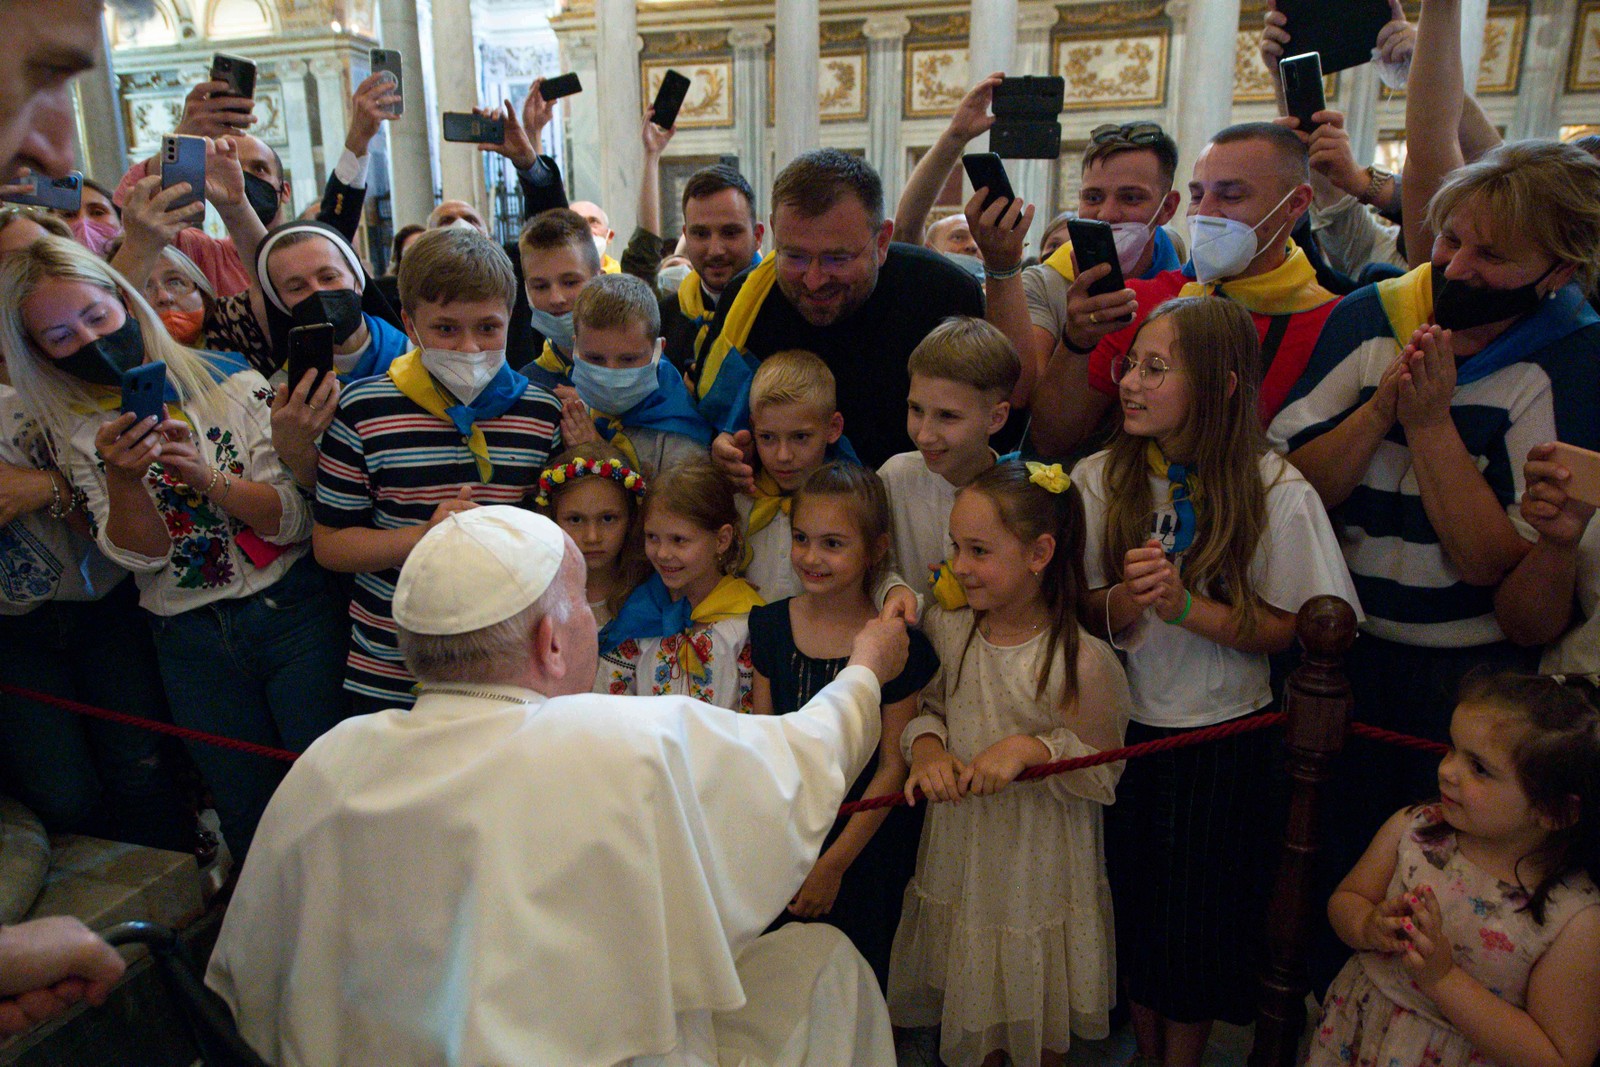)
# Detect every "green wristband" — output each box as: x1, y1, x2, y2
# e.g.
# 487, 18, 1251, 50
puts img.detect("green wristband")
1164, 588, 1193, 626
